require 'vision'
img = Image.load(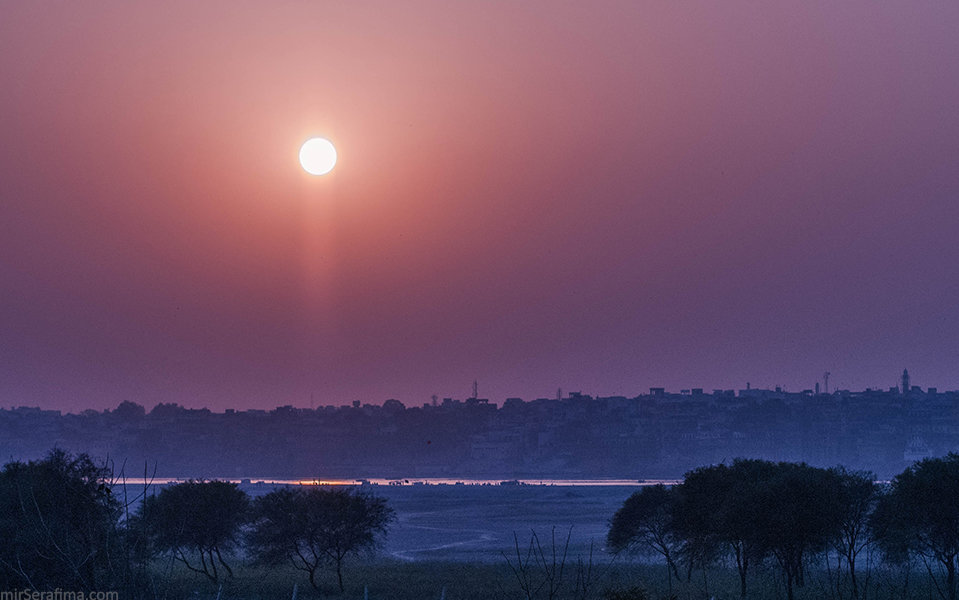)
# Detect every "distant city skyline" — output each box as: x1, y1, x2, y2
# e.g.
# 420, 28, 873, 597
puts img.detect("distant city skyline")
4, 381, 949, 480
2, 369, 943, 413
2, 2, 958, 412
